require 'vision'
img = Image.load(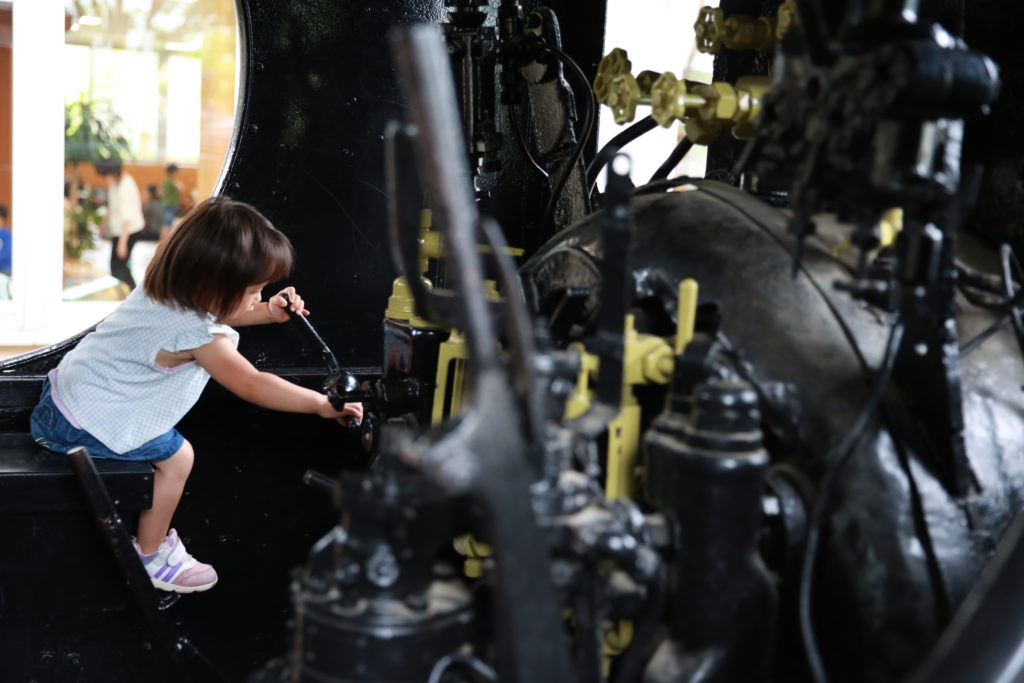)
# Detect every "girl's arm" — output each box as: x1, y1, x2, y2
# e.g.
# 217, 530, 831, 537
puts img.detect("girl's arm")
221, 286, 309, 327
191, 334, 363, 420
